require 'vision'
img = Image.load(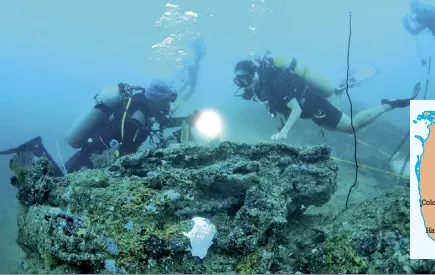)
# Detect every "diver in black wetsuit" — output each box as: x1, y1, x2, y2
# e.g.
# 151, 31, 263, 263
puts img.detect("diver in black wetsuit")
232, 55, 420, 140
403, 0, 435, 36
1, 80, 199, 177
